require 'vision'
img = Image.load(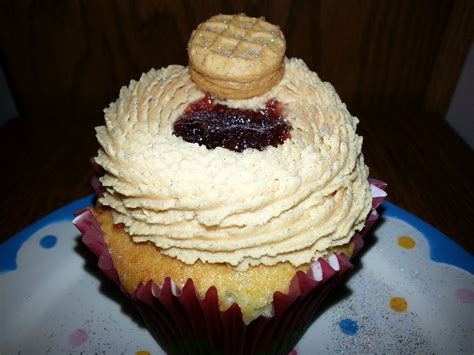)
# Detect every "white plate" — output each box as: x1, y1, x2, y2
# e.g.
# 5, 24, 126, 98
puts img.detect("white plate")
1, 196, 473, 354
